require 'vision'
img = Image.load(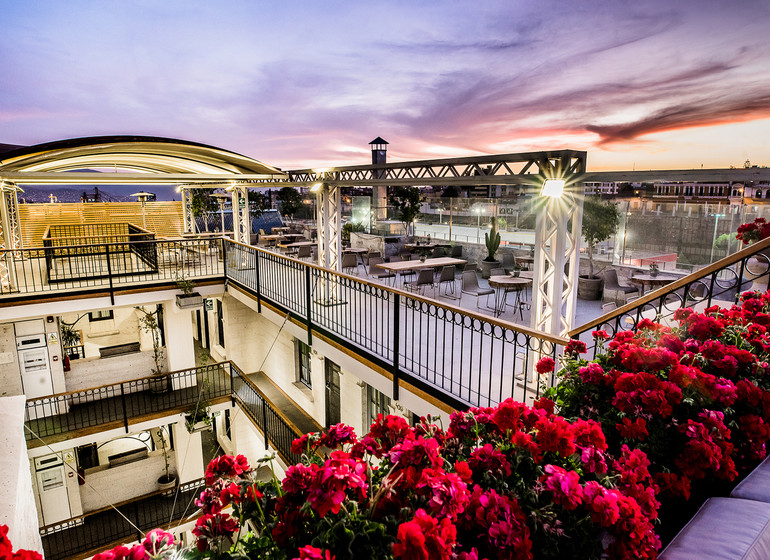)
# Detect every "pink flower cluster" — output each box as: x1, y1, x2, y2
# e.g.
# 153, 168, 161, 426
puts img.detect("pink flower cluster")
92, 529, 175, 560
553, 291, 770, 510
